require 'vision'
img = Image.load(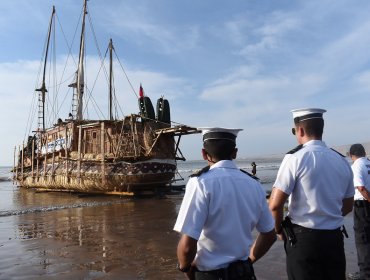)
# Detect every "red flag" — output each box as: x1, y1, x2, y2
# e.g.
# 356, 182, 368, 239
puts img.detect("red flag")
139, 83, 144, 98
